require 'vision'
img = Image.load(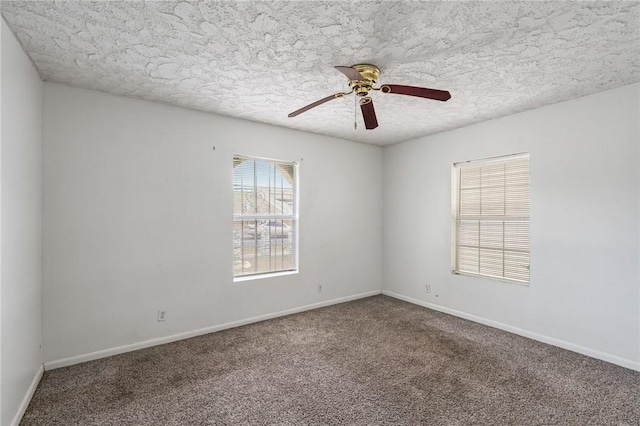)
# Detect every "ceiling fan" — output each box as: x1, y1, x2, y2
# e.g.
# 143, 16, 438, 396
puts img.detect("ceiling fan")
288, 64, 451, 130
